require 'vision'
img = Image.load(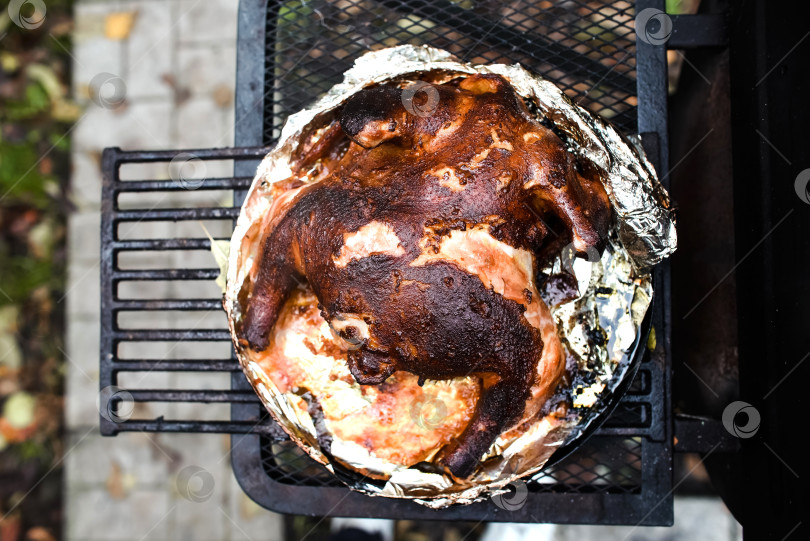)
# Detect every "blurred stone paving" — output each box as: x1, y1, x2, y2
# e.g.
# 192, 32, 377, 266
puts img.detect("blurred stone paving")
64, 1, 741, 540
66, 1, 283, 540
